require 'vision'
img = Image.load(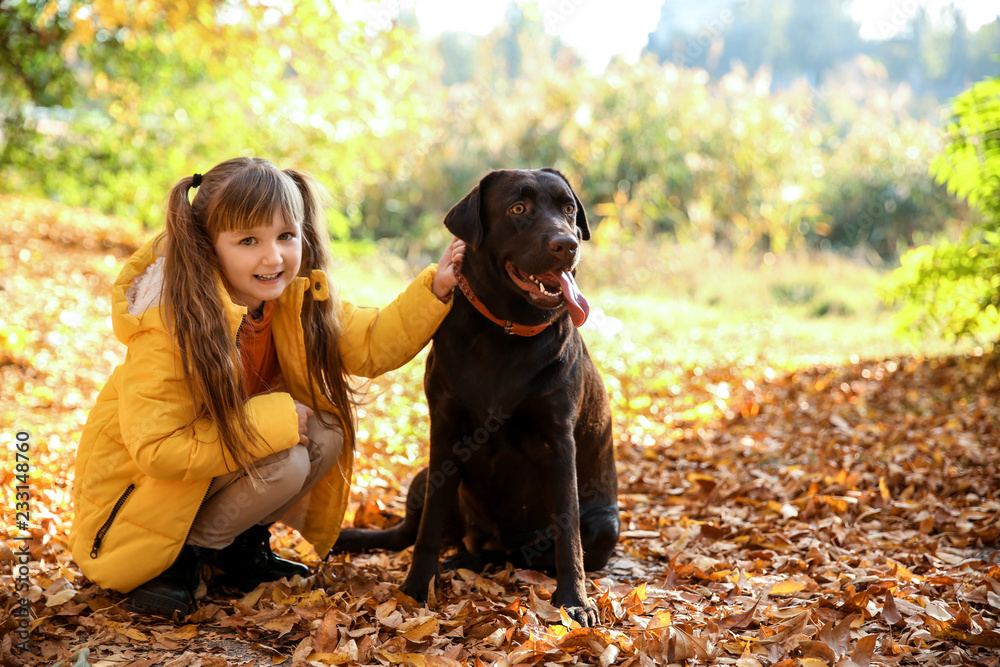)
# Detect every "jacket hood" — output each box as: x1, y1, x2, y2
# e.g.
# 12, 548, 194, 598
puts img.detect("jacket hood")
111, 236, 247, 346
